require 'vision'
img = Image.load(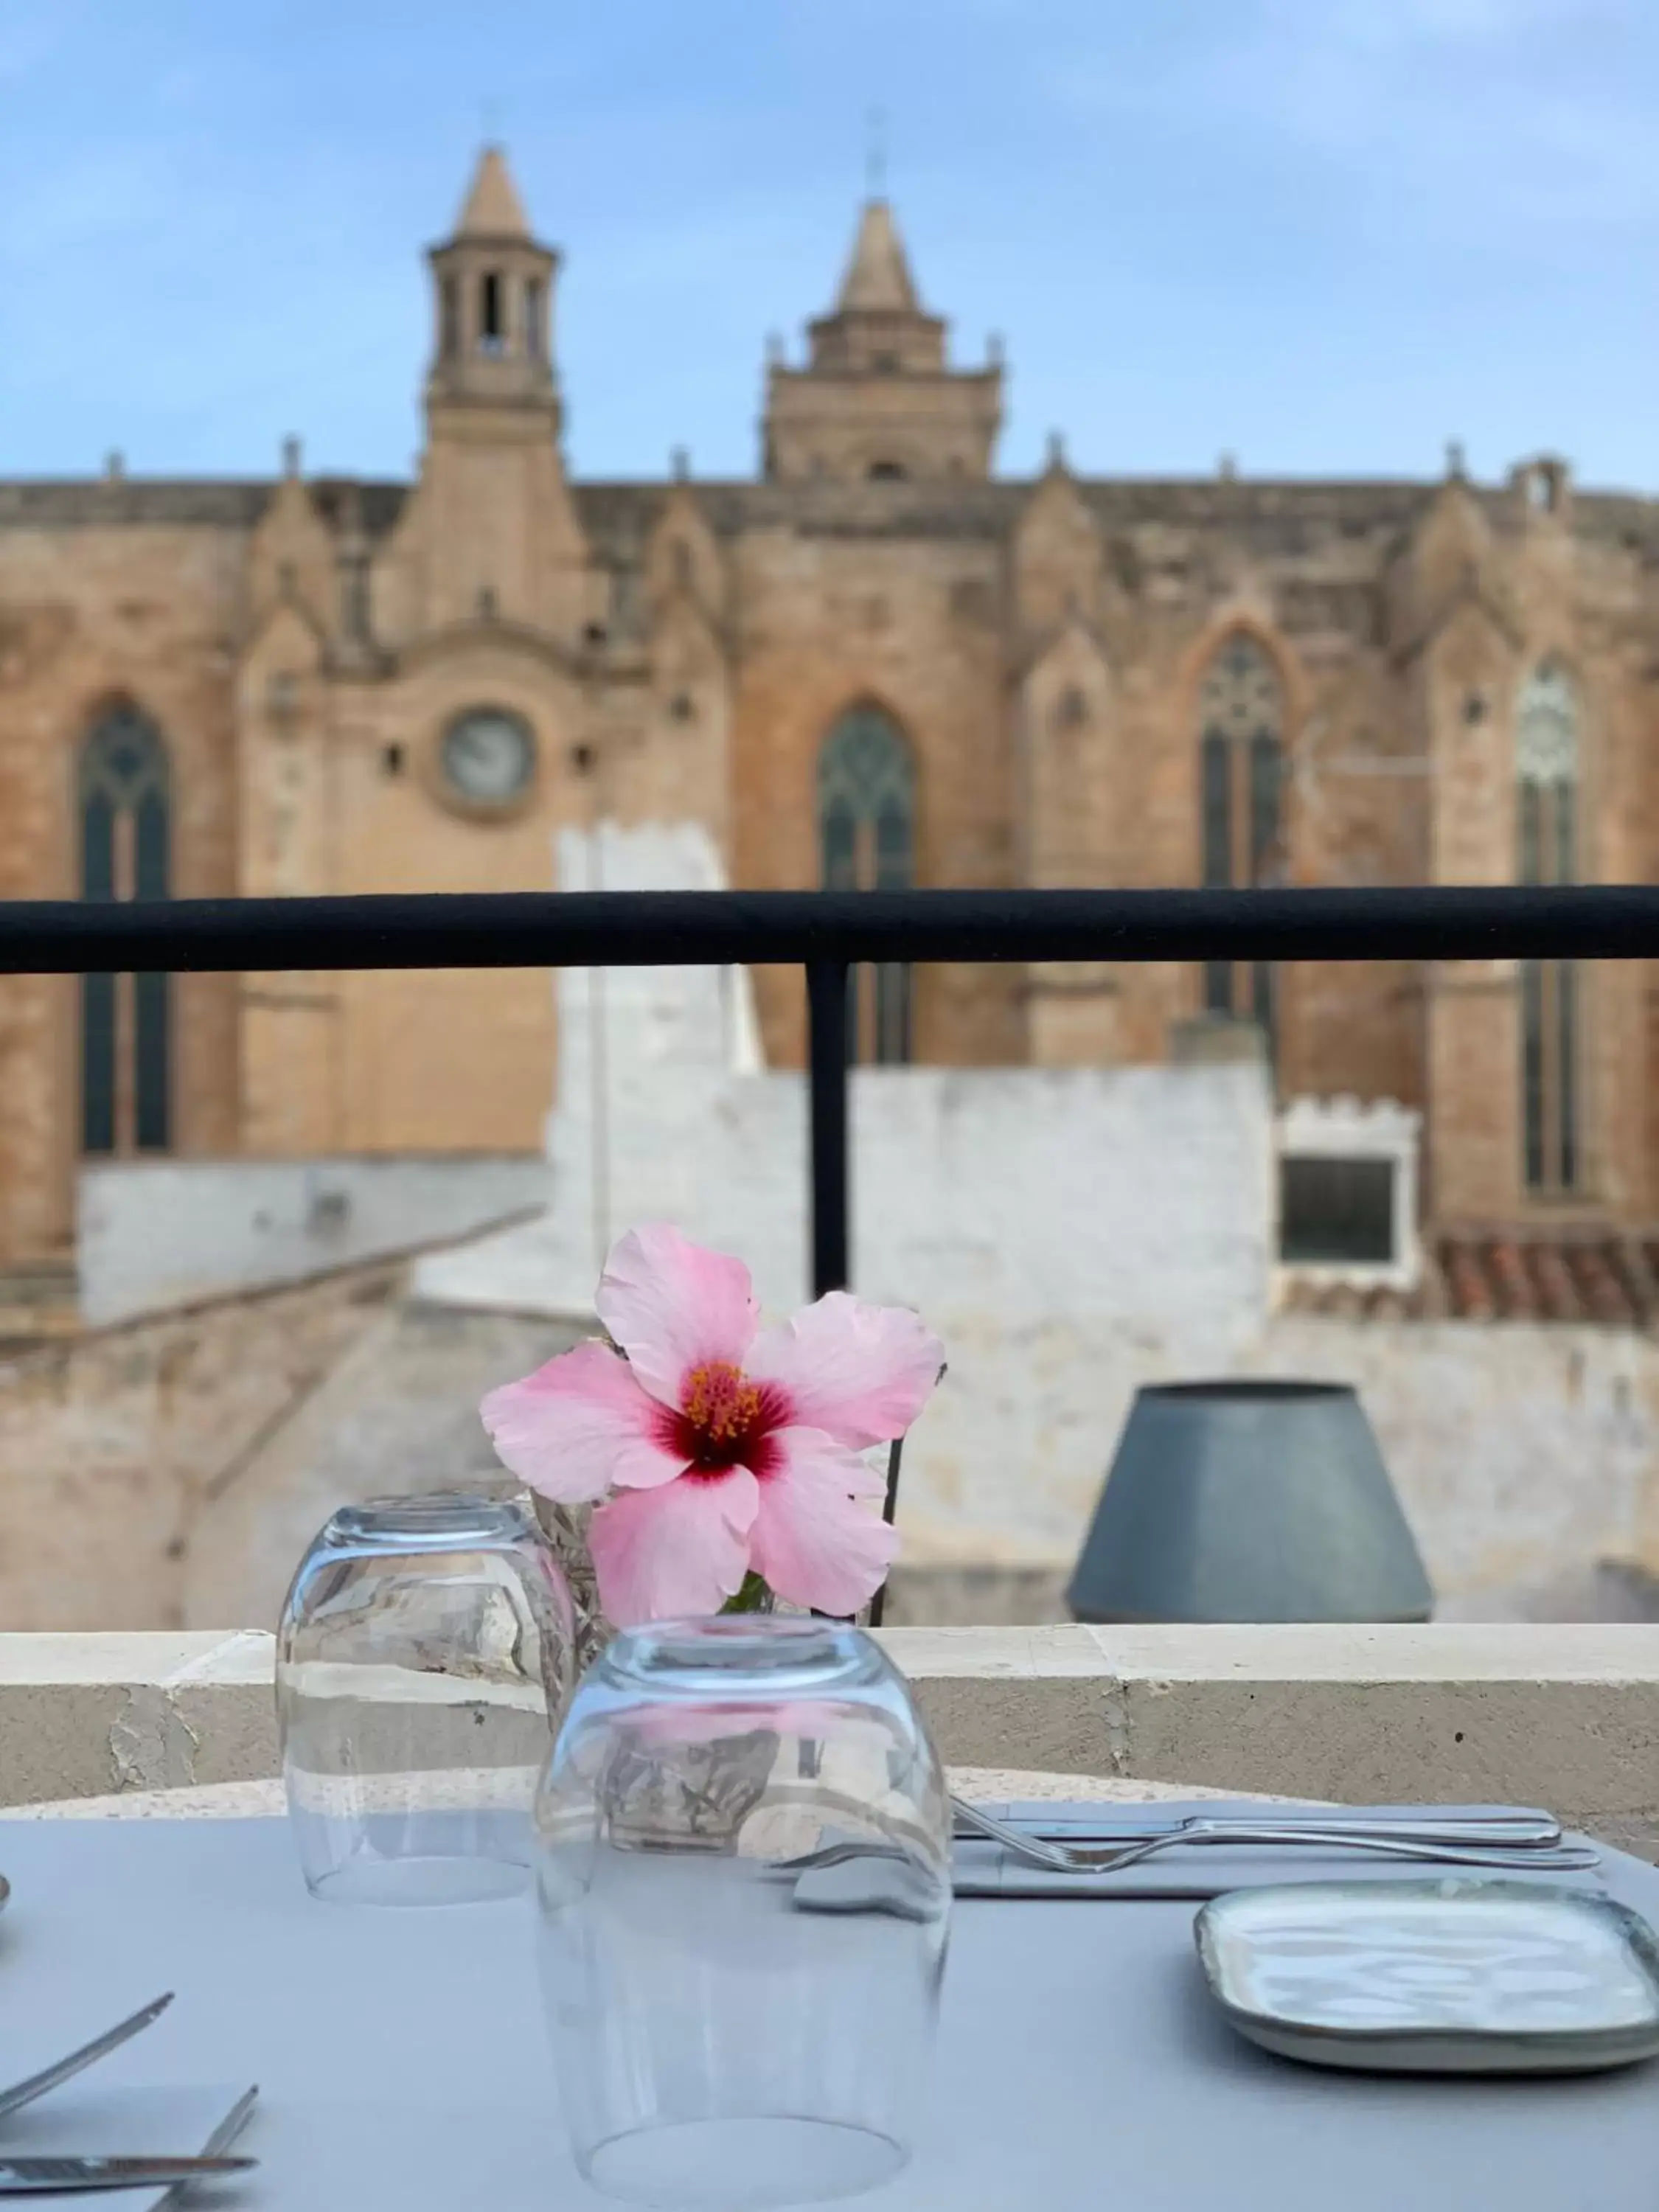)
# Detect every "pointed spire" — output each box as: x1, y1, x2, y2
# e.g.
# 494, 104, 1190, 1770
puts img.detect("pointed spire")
770, 182, 998, 480
835, 198, 919, 313
456, 145, 530, 239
